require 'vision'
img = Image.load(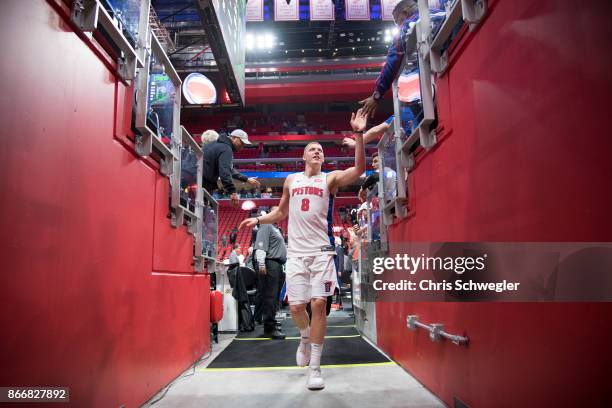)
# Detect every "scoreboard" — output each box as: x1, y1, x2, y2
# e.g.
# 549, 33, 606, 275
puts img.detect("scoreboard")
196, 0, 246, 106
